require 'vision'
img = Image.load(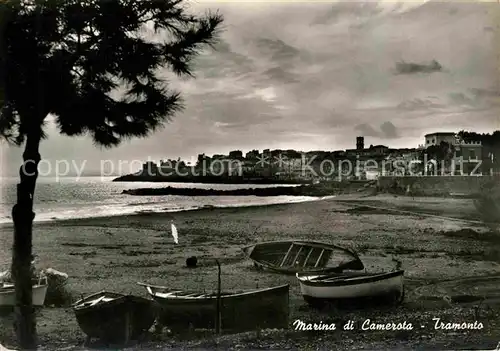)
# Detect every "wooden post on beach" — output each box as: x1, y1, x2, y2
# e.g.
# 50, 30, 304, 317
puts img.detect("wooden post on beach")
215, 259, 221, 335
124, 308, 130, 345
